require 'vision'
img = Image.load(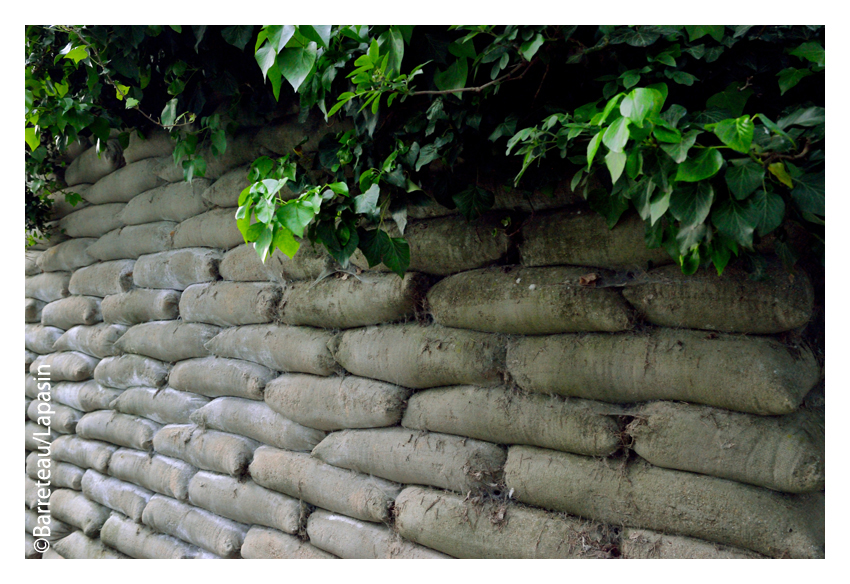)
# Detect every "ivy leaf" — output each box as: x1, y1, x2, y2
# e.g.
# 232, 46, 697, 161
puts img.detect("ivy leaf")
750, 189, 785, 236
610, 28, 660, 47
777, 107, 824, 129
586, 131, 603, 169
25, 127, 40, 151
670, 182, 714, 228
453, 185, 495, 220
520, 33, 544, 60
266, 25, 297, 53
791, 171, 825, 216
619, 87, 663, 128
587, 188, 629, 228
605, 149, 627, 184
685, 25, 725, 43
277, 43, 318, 92
63, 46, 89, 65
675, 147, 723, 182
777, 67, 813, 95
254, 225, 273, 262
788, 41, 824, 67
300, 25, 332, 49
354, 184, 381, 215
273, 226, 300, 258
358, 229, 410, 277
713, 115, 754, 153
255, 44, 277, 80
725, 159, 765, 200
706, 82, 753, 117
277, 200, 318, 238
676, 222, 709, 254
712, 198, 758, 248
221, 25, 254, 51
434, 57, 468, 92
660, 129, 700, 163
602, 116, 630, 152
649, 187, 672, 225
767, 162, 794, 188
161, 98, 178, 128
